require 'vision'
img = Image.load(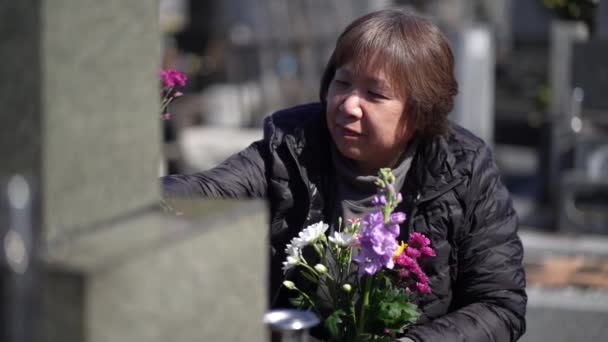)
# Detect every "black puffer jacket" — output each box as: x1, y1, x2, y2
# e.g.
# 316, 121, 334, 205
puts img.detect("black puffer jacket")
163, 103, 527, 342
